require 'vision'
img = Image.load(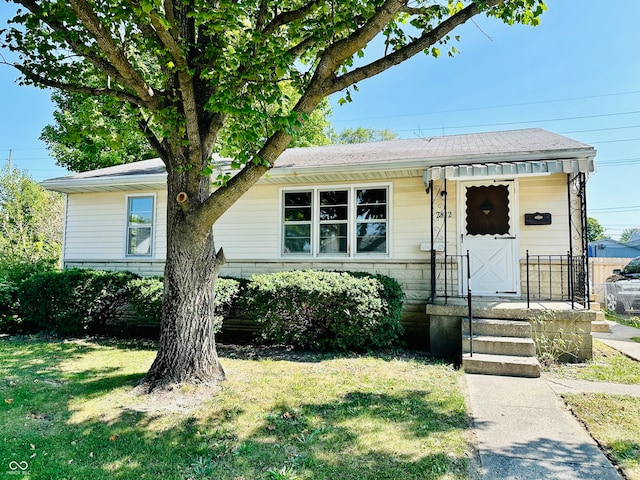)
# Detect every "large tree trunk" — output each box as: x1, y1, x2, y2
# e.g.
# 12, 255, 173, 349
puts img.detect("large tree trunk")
142, 169, 225, 390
